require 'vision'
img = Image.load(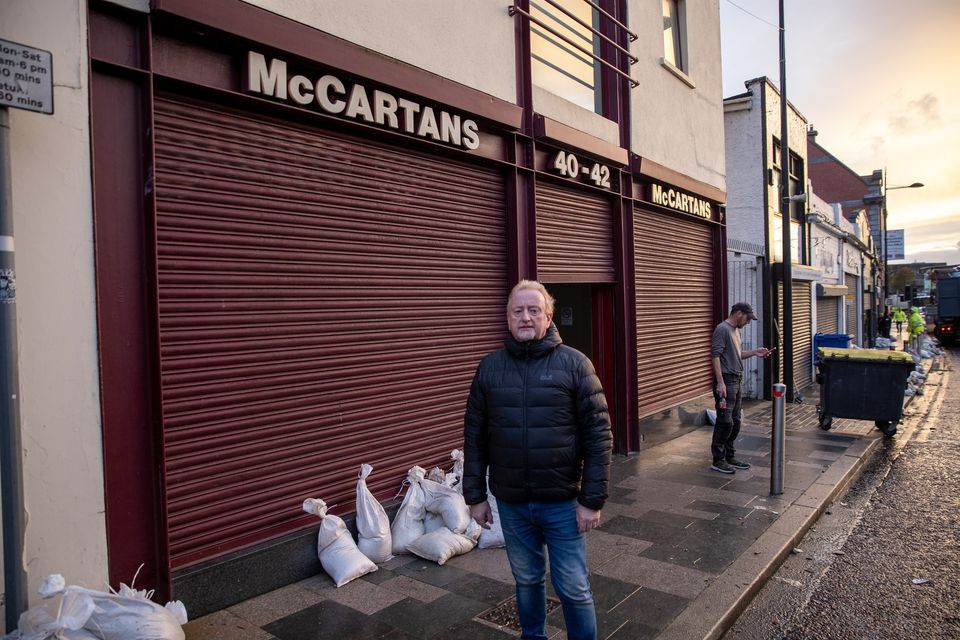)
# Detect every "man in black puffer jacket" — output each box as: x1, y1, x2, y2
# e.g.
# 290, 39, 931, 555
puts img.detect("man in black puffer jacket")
463, 280, 612, 640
